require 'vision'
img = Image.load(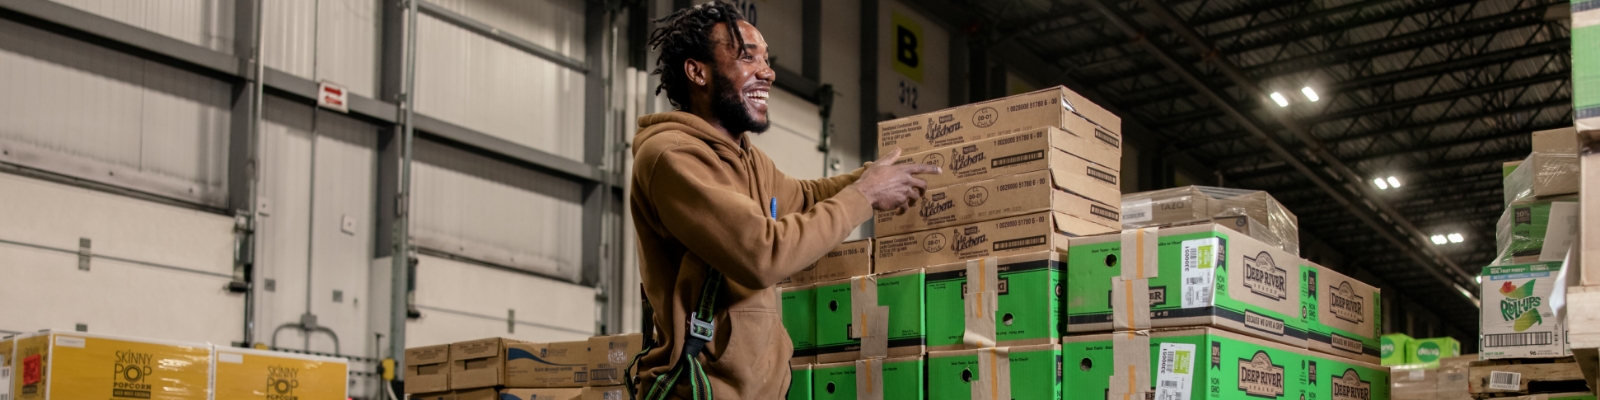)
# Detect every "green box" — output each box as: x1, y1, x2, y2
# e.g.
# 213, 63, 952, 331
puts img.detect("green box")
815, 268, 926, 363
1302, 347, 1391, 400
1496, 200, 1578, 264
811, 356, 924, 400
924, 251, 1064, 351
1405, 337, 1461, 369
1380, 333, 1413, 366
790, 364, 814, 400
1300, 262, 1383, 364
928, 344, 1060, 400
1063, 327, 1307, 400
1576, 6, 1599, 133
783, 285, 819, 364
1066, 224, 1308, 348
